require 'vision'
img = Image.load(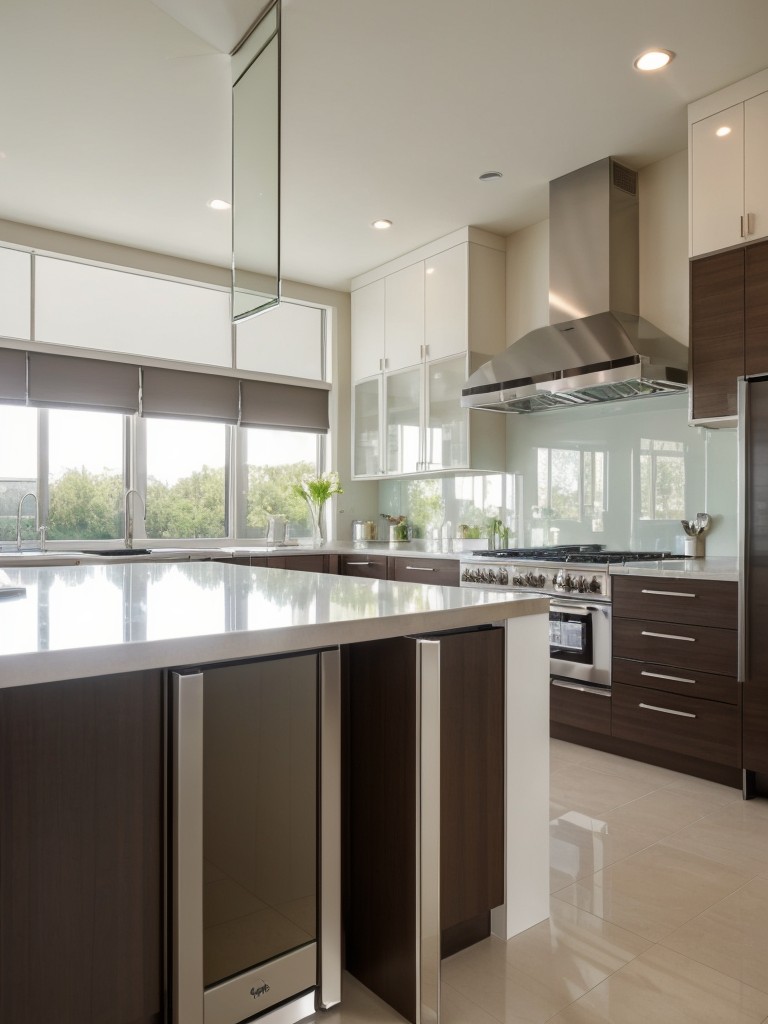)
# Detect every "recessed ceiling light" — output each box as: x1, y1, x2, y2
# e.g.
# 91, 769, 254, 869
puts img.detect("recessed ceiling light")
633, 49, 675, 71
207, 199, 231, 210
372, 219, 392, 230
716, 126, 732, 137
479, 171, 503, 181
